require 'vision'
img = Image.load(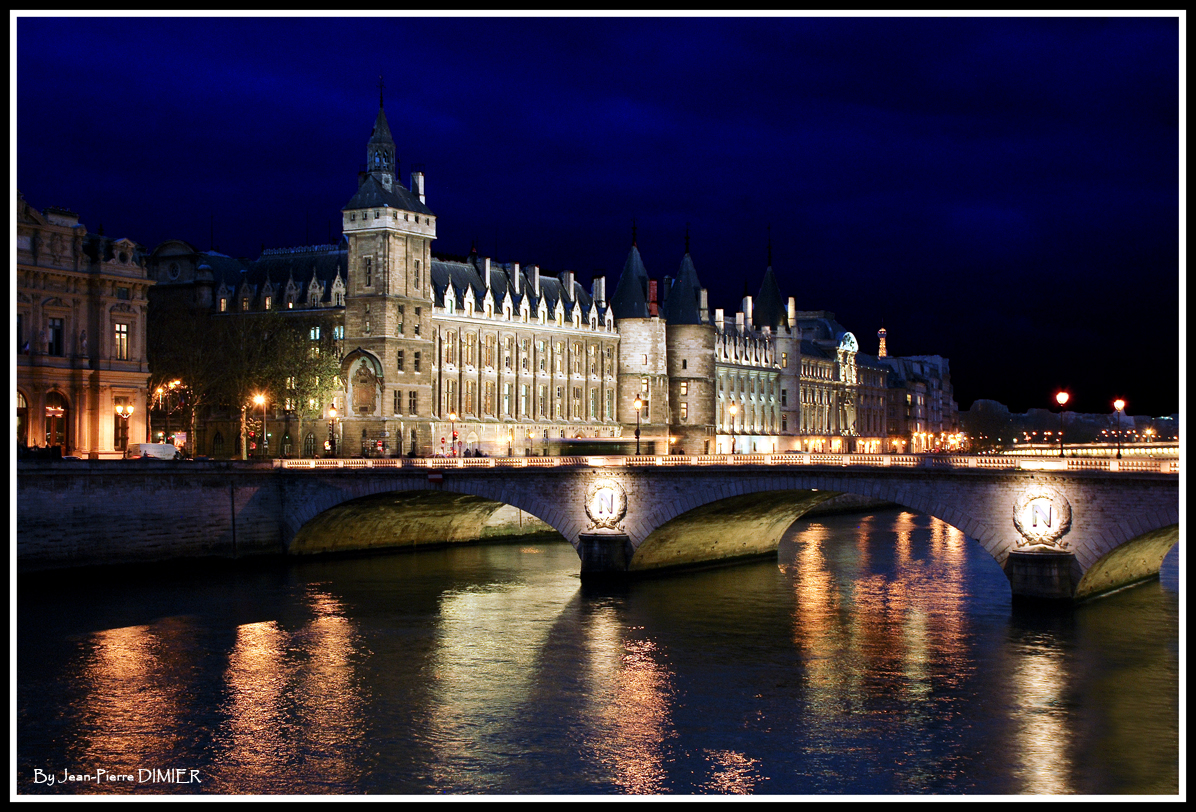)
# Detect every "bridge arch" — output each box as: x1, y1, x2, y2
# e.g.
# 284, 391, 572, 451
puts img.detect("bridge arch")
1073, 520, 1180, 600
626, 473, 1004, 573
281, 476, 570, 556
